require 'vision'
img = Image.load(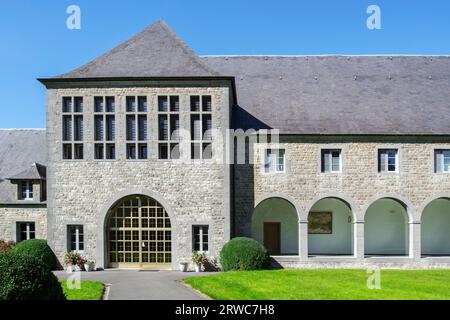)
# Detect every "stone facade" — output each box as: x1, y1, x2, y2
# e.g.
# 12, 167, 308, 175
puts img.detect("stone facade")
46, 83, 231, 269
233, 135, 450, 265
0, 206, 47, 241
